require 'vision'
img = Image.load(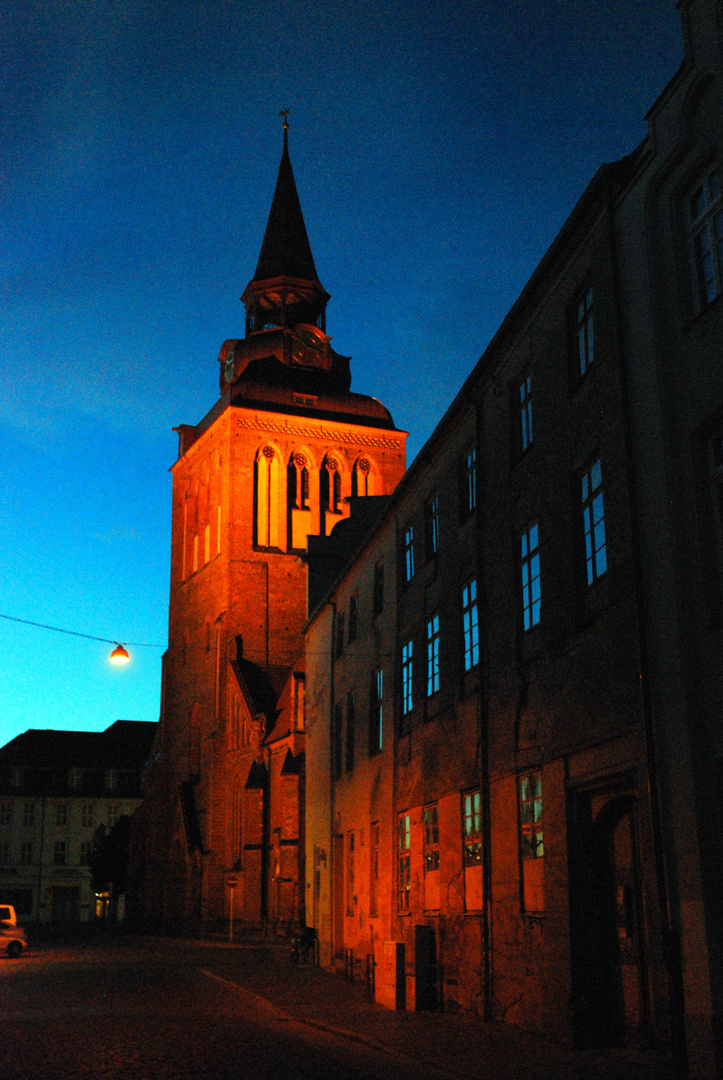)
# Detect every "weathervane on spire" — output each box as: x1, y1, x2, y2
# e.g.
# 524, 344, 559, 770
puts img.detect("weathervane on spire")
280, 109, 289, 131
